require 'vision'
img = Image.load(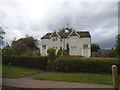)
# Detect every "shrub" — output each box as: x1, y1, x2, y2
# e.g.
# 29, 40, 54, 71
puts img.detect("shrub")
53, 56, 119, 73
57, 47, 62, 57
47, 48, 56, 60
2, 56, 48, 70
